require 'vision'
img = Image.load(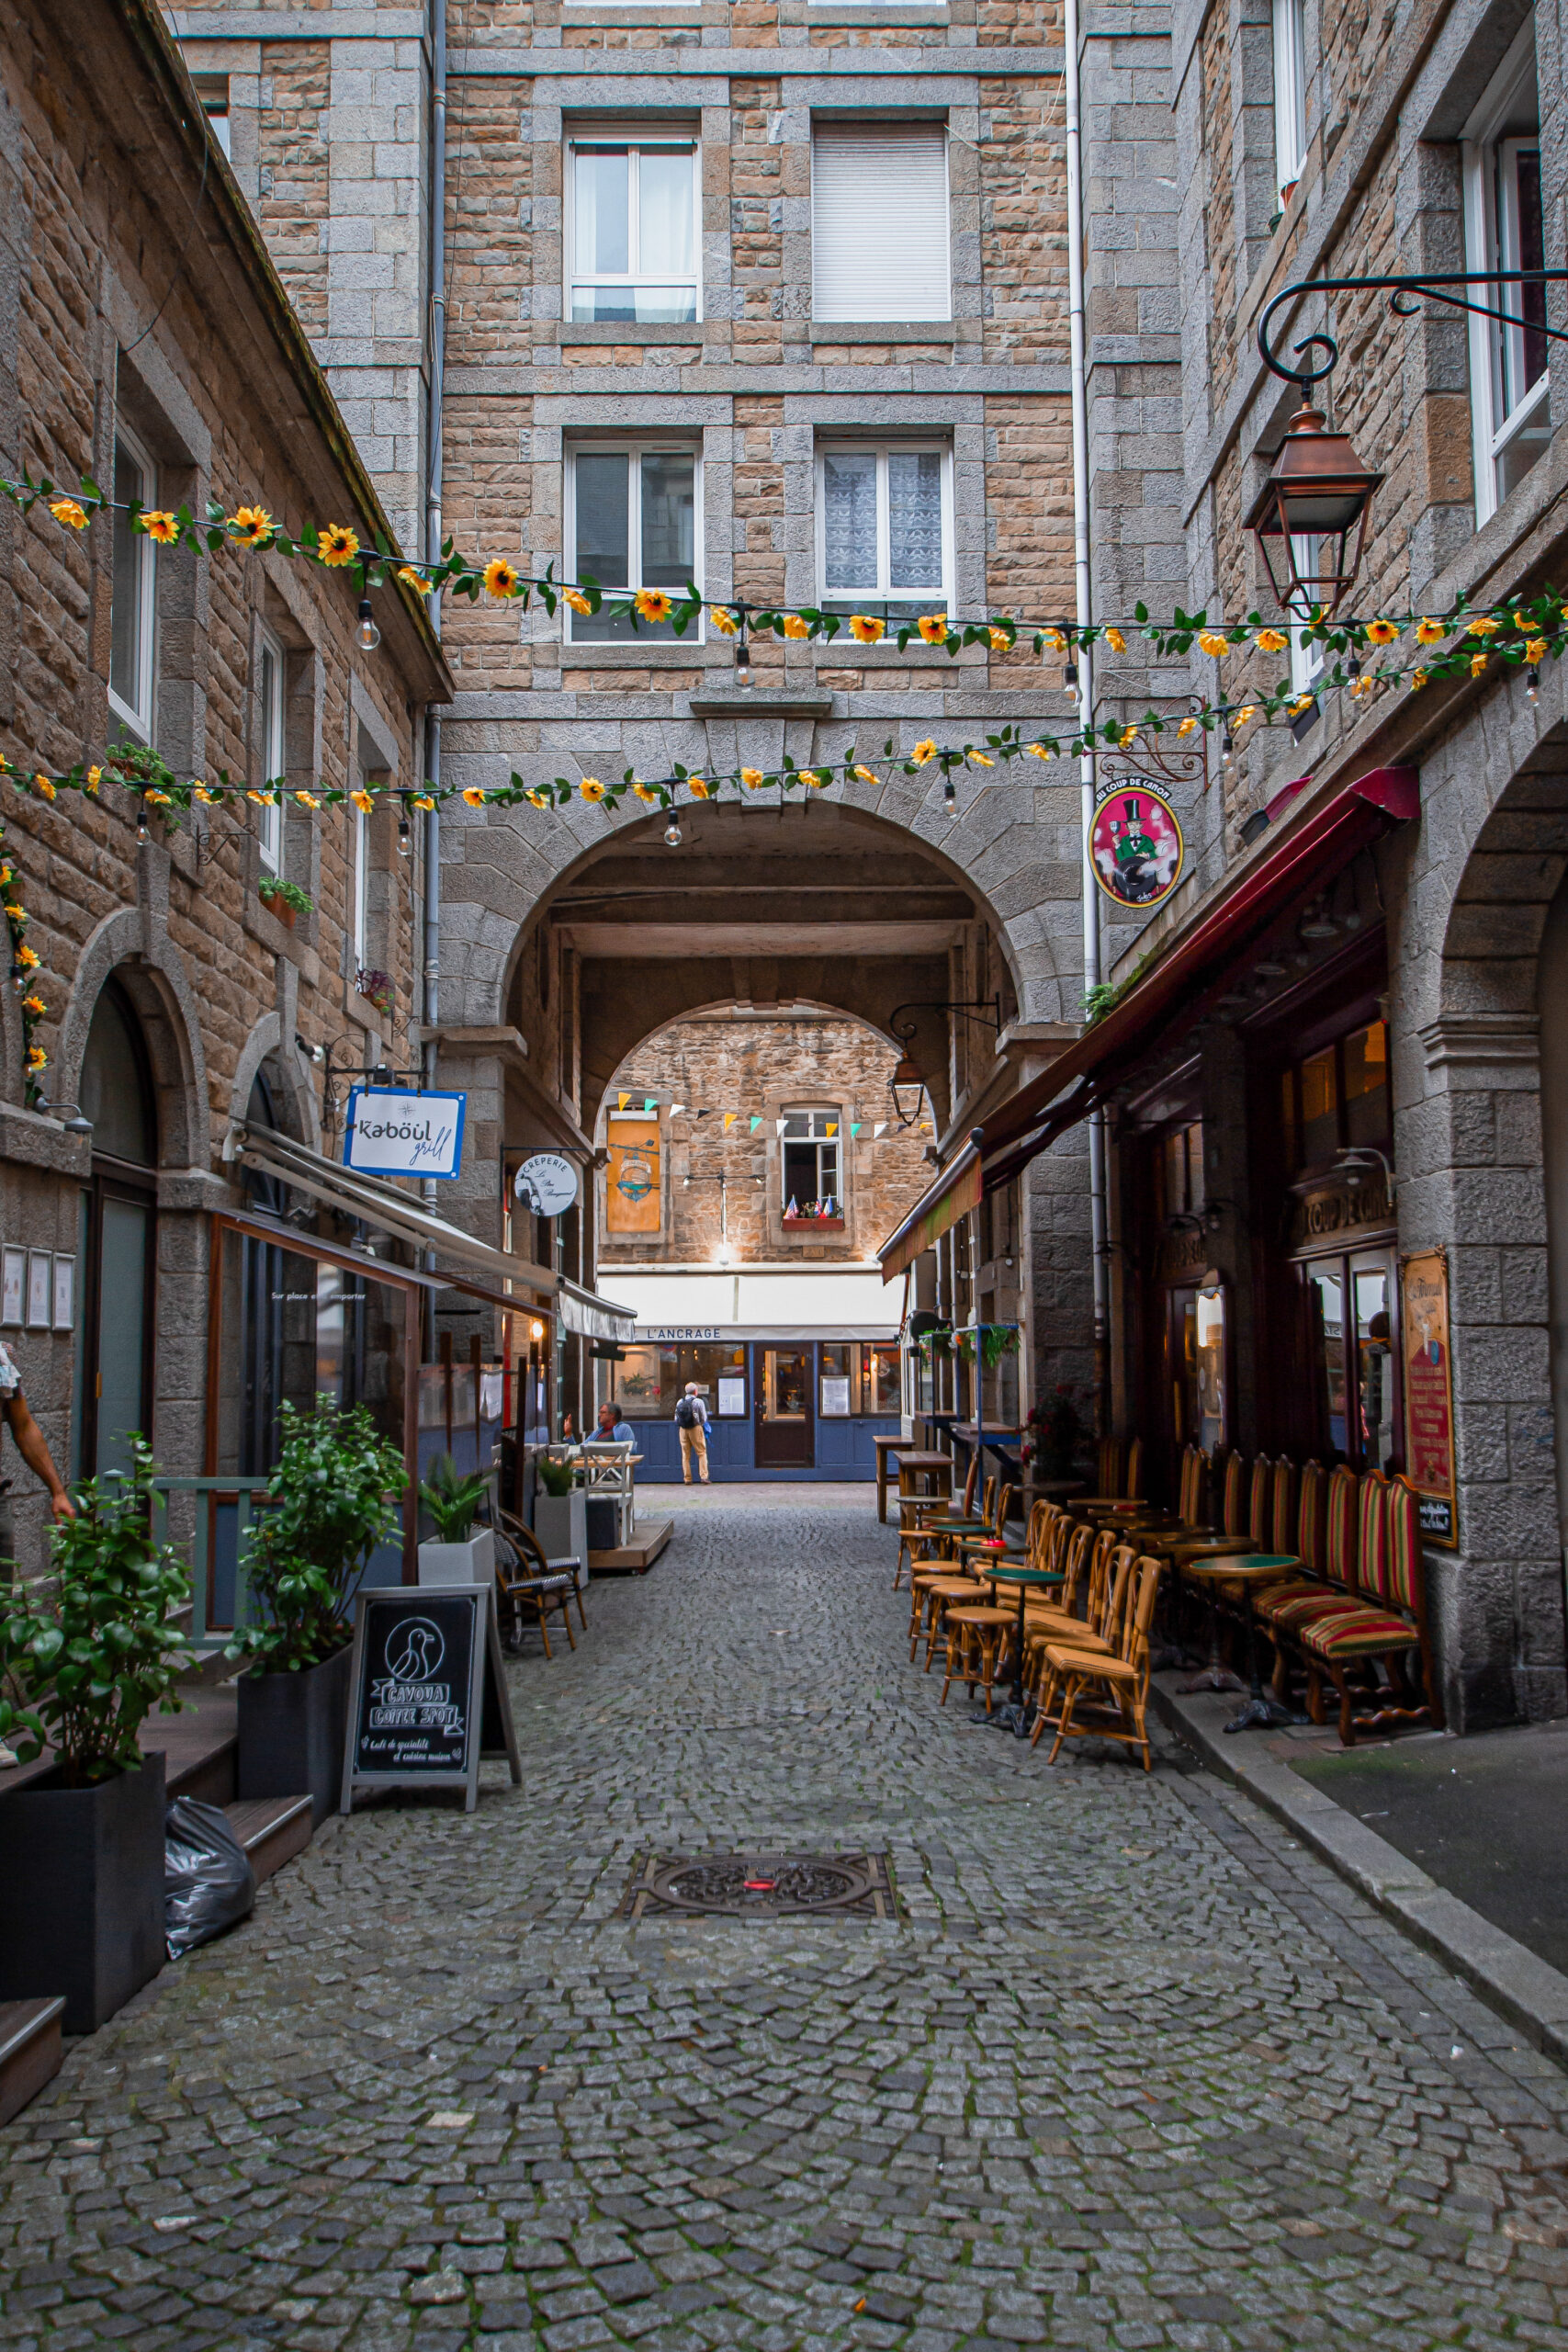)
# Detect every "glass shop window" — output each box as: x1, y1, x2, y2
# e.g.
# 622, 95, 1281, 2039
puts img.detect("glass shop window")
860, 1342, 901, 1417
1281, 1020, 1391, 1174
820, 1342, 854, 1417
1161, 1119, 1204, 1218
